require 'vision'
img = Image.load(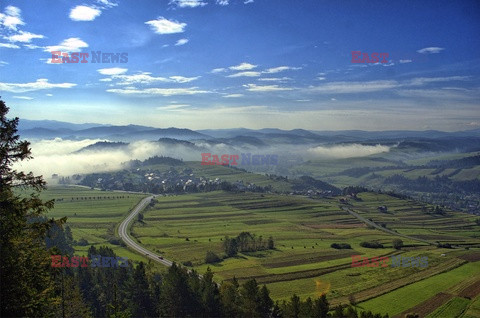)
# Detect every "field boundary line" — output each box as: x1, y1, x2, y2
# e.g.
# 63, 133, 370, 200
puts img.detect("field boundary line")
341, 206, 436, 245
331, 258, 466, 307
